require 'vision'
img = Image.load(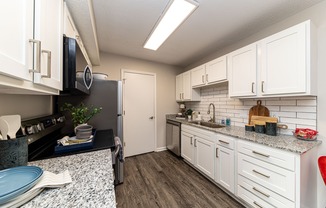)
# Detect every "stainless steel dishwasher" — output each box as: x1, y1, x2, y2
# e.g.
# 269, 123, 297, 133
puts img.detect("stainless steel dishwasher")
166, 119, 181, 156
